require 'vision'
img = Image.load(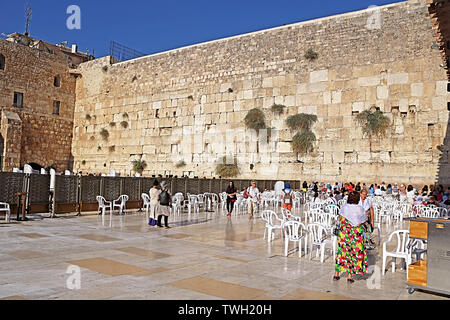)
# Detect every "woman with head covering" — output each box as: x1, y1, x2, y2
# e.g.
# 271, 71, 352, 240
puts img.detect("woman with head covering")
333, 192, 368, 283
149, 179, 160, 223
281, 183, 294, 212
157, 181, 172, 229
225, 181, 237, 217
